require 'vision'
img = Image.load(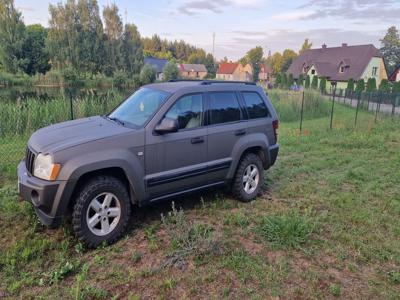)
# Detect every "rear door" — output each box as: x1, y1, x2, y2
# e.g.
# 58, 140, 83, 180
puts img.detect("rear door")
206, 91, 247, 182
